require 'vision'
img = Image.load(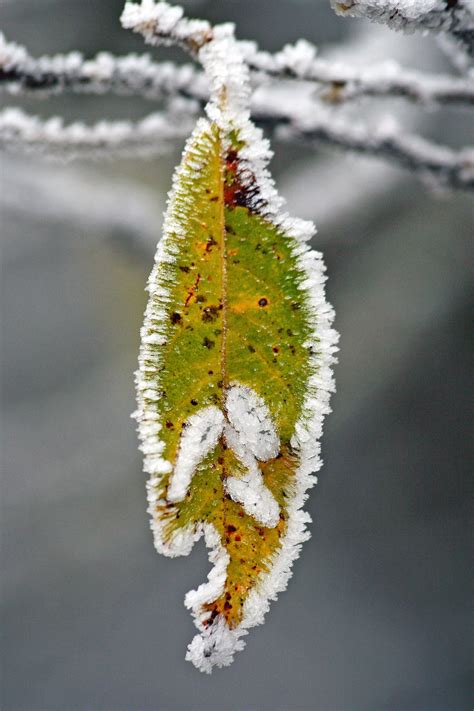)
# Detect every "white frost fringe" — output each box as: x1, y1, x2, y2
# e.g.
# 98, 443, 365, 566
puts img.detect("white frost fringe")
131, 3, 338, 673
